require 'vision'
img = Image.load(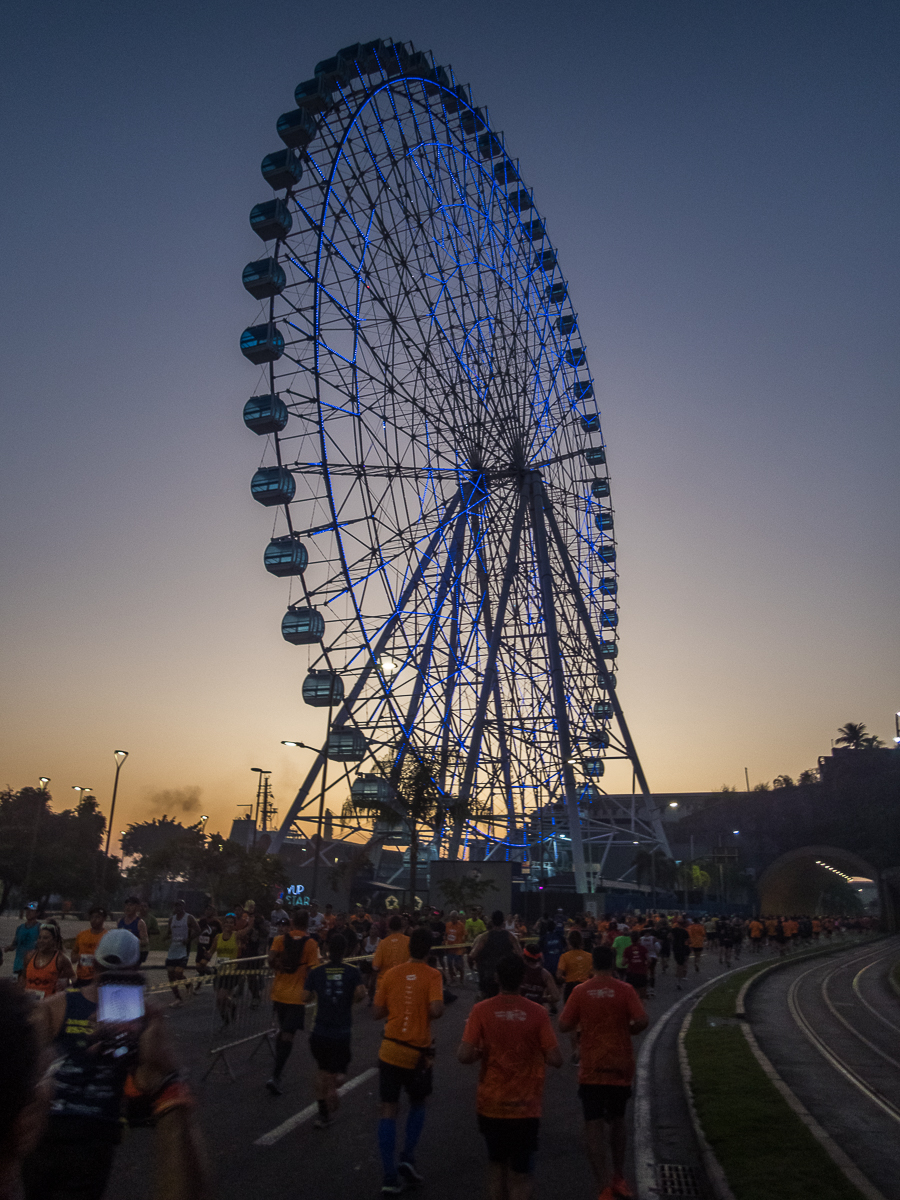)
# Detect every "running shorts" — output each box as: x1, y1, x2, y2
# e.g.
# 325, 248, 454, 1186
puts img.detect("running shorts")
309, 1033, 351, 1074
272, 1001, 306, 1034
578, 1084, 632, 1122
165, 957, 189, 970
477, 1115, 539, 1173
378, 1059, 433, 1105
624, 973, 648, 990
563, 981, 578, 1001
